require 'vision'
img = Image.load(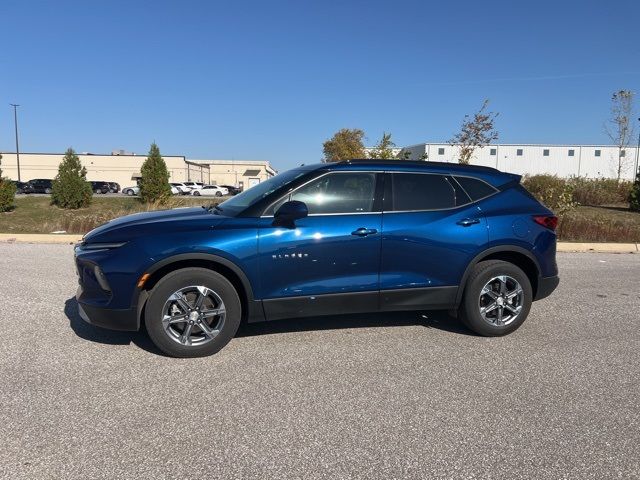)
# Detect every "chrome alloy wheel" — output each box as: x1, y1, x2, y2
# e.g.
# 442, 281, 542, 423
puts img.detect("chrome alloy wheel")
161, 286, 226, 346
478, 275, 524, 326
